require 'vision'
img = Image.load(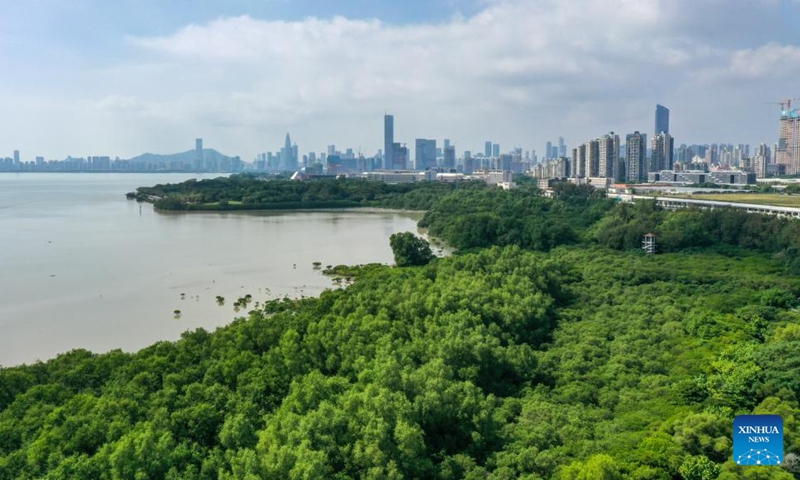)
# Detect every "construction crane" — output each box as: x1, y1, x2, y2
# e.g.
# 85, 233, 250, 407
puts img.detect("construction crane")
765, 97, 800, 111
